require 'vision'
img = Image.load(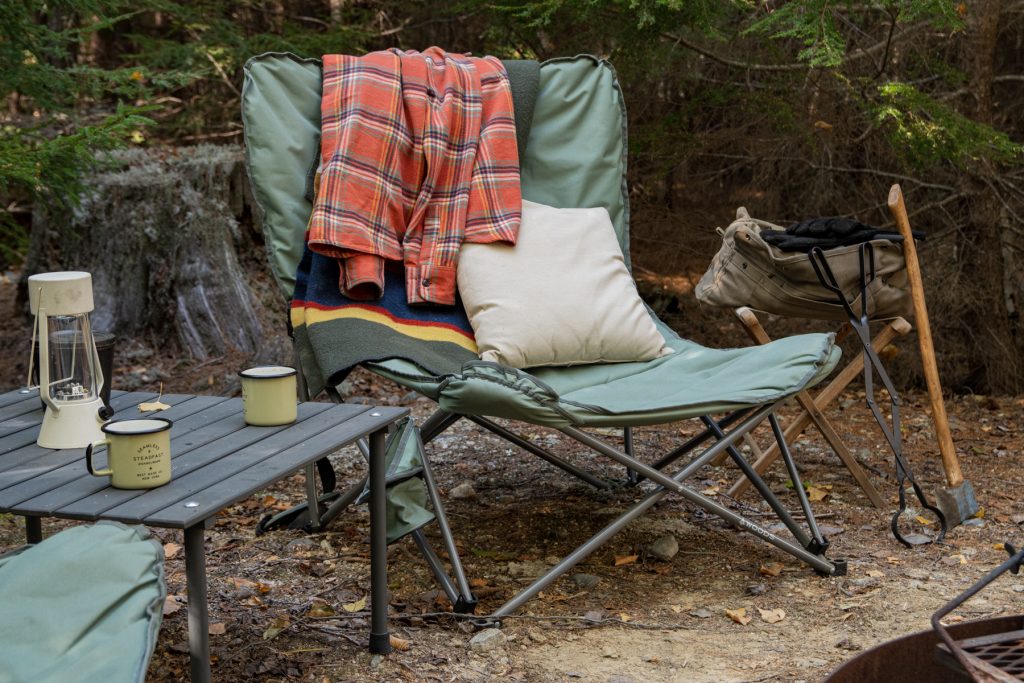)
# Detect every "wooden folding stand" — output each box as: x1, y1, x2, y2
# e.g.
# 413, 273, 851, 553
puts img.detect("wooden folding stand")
724, 306, 911, 508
